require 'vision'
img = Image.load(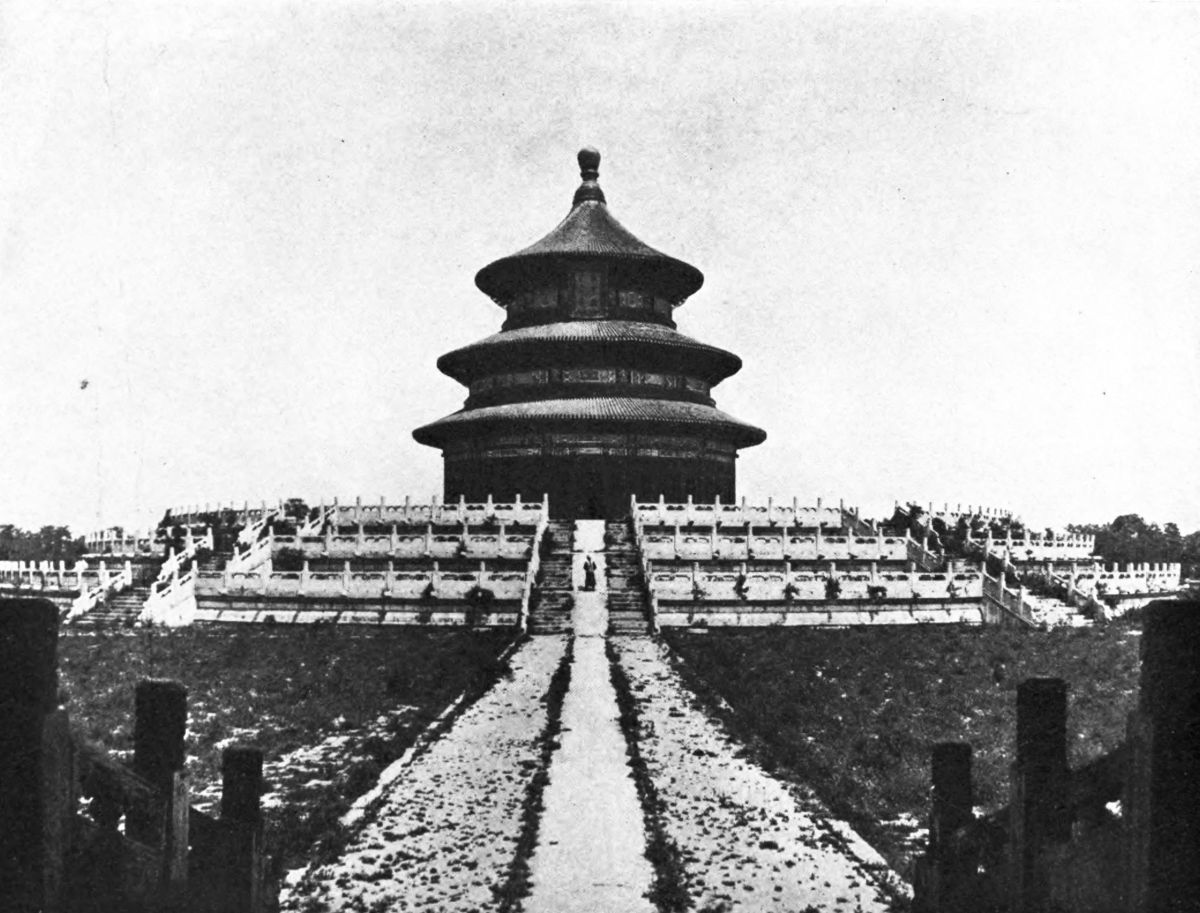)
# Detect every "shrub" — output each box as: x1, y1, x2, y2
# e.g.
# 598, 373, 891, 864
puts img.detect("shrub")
274, 548, 305, 572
